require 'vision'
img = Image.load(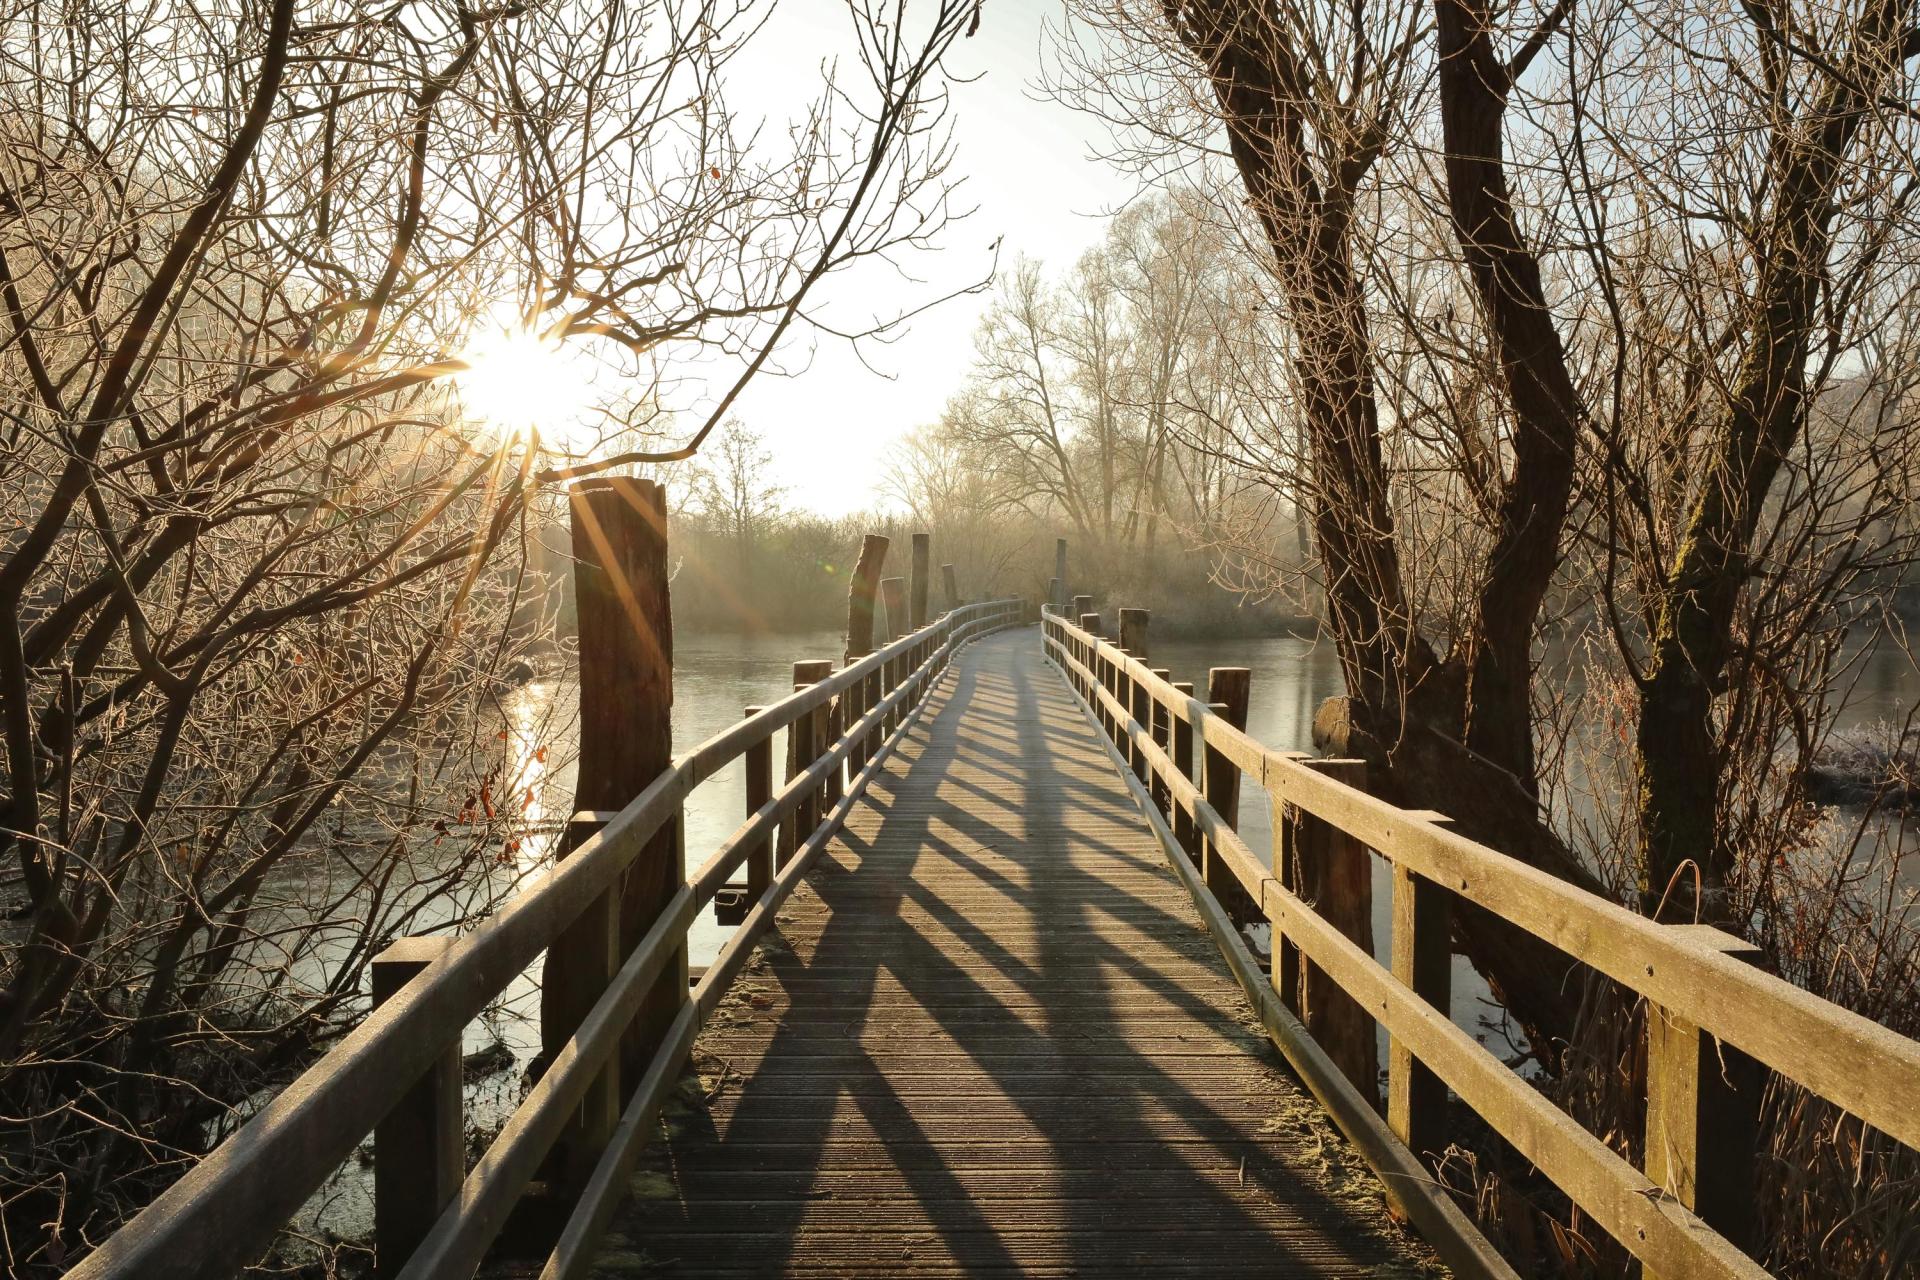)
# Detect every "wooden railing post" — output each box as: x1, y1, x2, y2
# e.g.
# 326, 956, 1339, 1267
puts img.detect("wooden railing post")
1171, 681, 1197, 859
821, 679, 845, 809
1149, 667, 1173, 816
910, 532, 931, 630
1284, 757, 1378, 1106
783, 661, 834, 865
1200, 668, 1254, 926
1645, 925, 1765, 1270
844, 535, 888, 769
550, 474, 681, 1118
744, 707, 772, 901
1389, 818, 1453, 1161
861, 659, 885, 764
372, 938, 461, 1279
1054, 537, 1068, 609
839, 671, 865, 774
1076, 614, 1103, 721
942, 563, 960, 611
1117, 609, 1149, 782
1071, 593, 1093, 619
